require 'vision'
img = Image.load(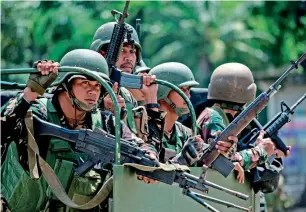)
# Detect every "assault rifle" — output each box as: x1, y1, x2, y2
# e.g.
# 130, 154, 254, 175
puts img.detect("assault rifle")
239, 93, 306, 161
106, 0, 143, 89
200, 53, 306, 177
33, 115, 250, 212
